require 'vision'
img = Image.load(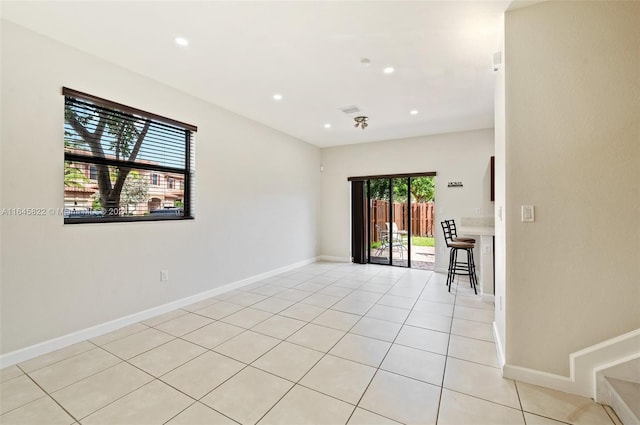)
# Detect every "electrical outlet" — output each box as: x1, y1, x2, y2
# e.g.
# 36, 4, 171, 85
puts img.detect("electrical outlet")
474, 207, 481, 215
160, 270, 169, 282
